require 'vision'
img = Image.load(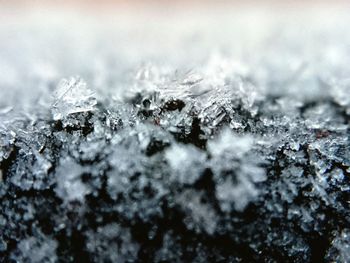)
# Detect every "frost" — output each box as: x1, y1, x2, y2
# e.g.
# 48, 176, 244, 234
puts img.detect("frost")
208, 129, 266, 211
176, 190, 217, 234
165, 143, 206, 184
85, 224, 139, 263
10, 152, 52, 190
331, 78, 350, 114
54, 156, 91, 203
326, 229, 350, 262
107, 146, 145, 199
208, 128, 254, 158
1, 12, 350, 263
11, 233, 58, 263
52, 77, 97, 121
216, 176, 258, 212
